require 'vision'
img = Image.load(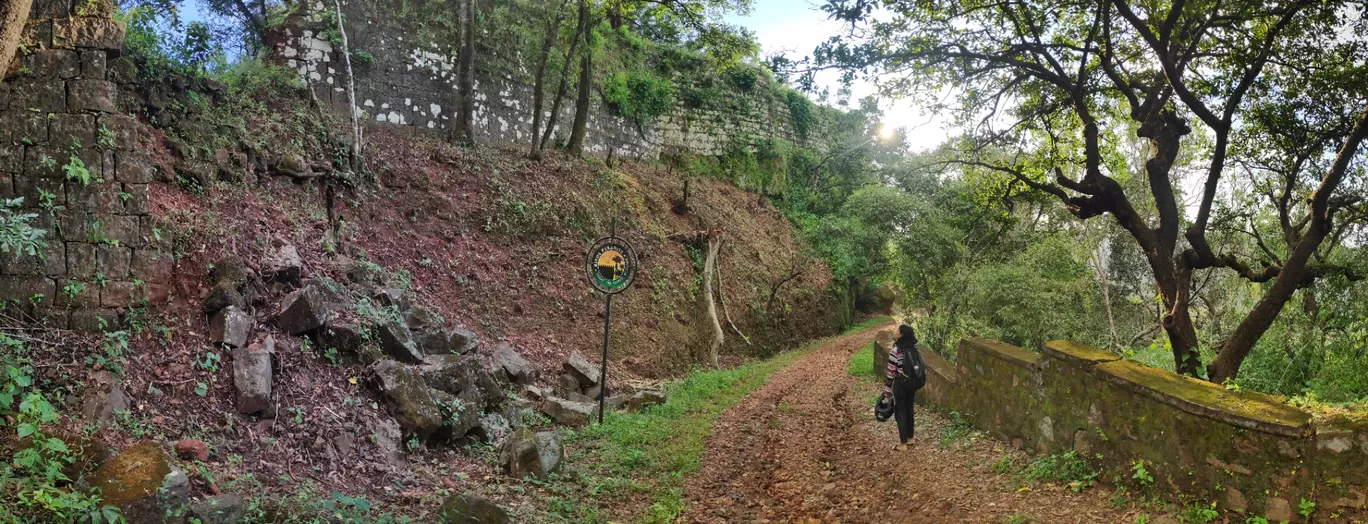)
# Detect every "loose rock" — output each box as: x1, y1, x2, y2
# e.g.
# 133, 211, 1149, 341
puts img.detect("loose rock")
493, 343, 533, 384
450, 326, 479, 354
438, 493, 510, 524
232, 344, 272, 415
174, 439, 209, 462
541, 397, 598, 427
276, 285, 327, 335
626, 390, 666, 412
263, 244, 303, 286
312, 317, 366, 357
90, 441, 188, 522
564, 352, 602, 387
187, 493, 248, 524
377, 321, 424, 363
1264, 498, 1293, 523
500, 428, 562, 481
80, 370, 128, 427
209, 306, 252, 348
372, 360, 444, 438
